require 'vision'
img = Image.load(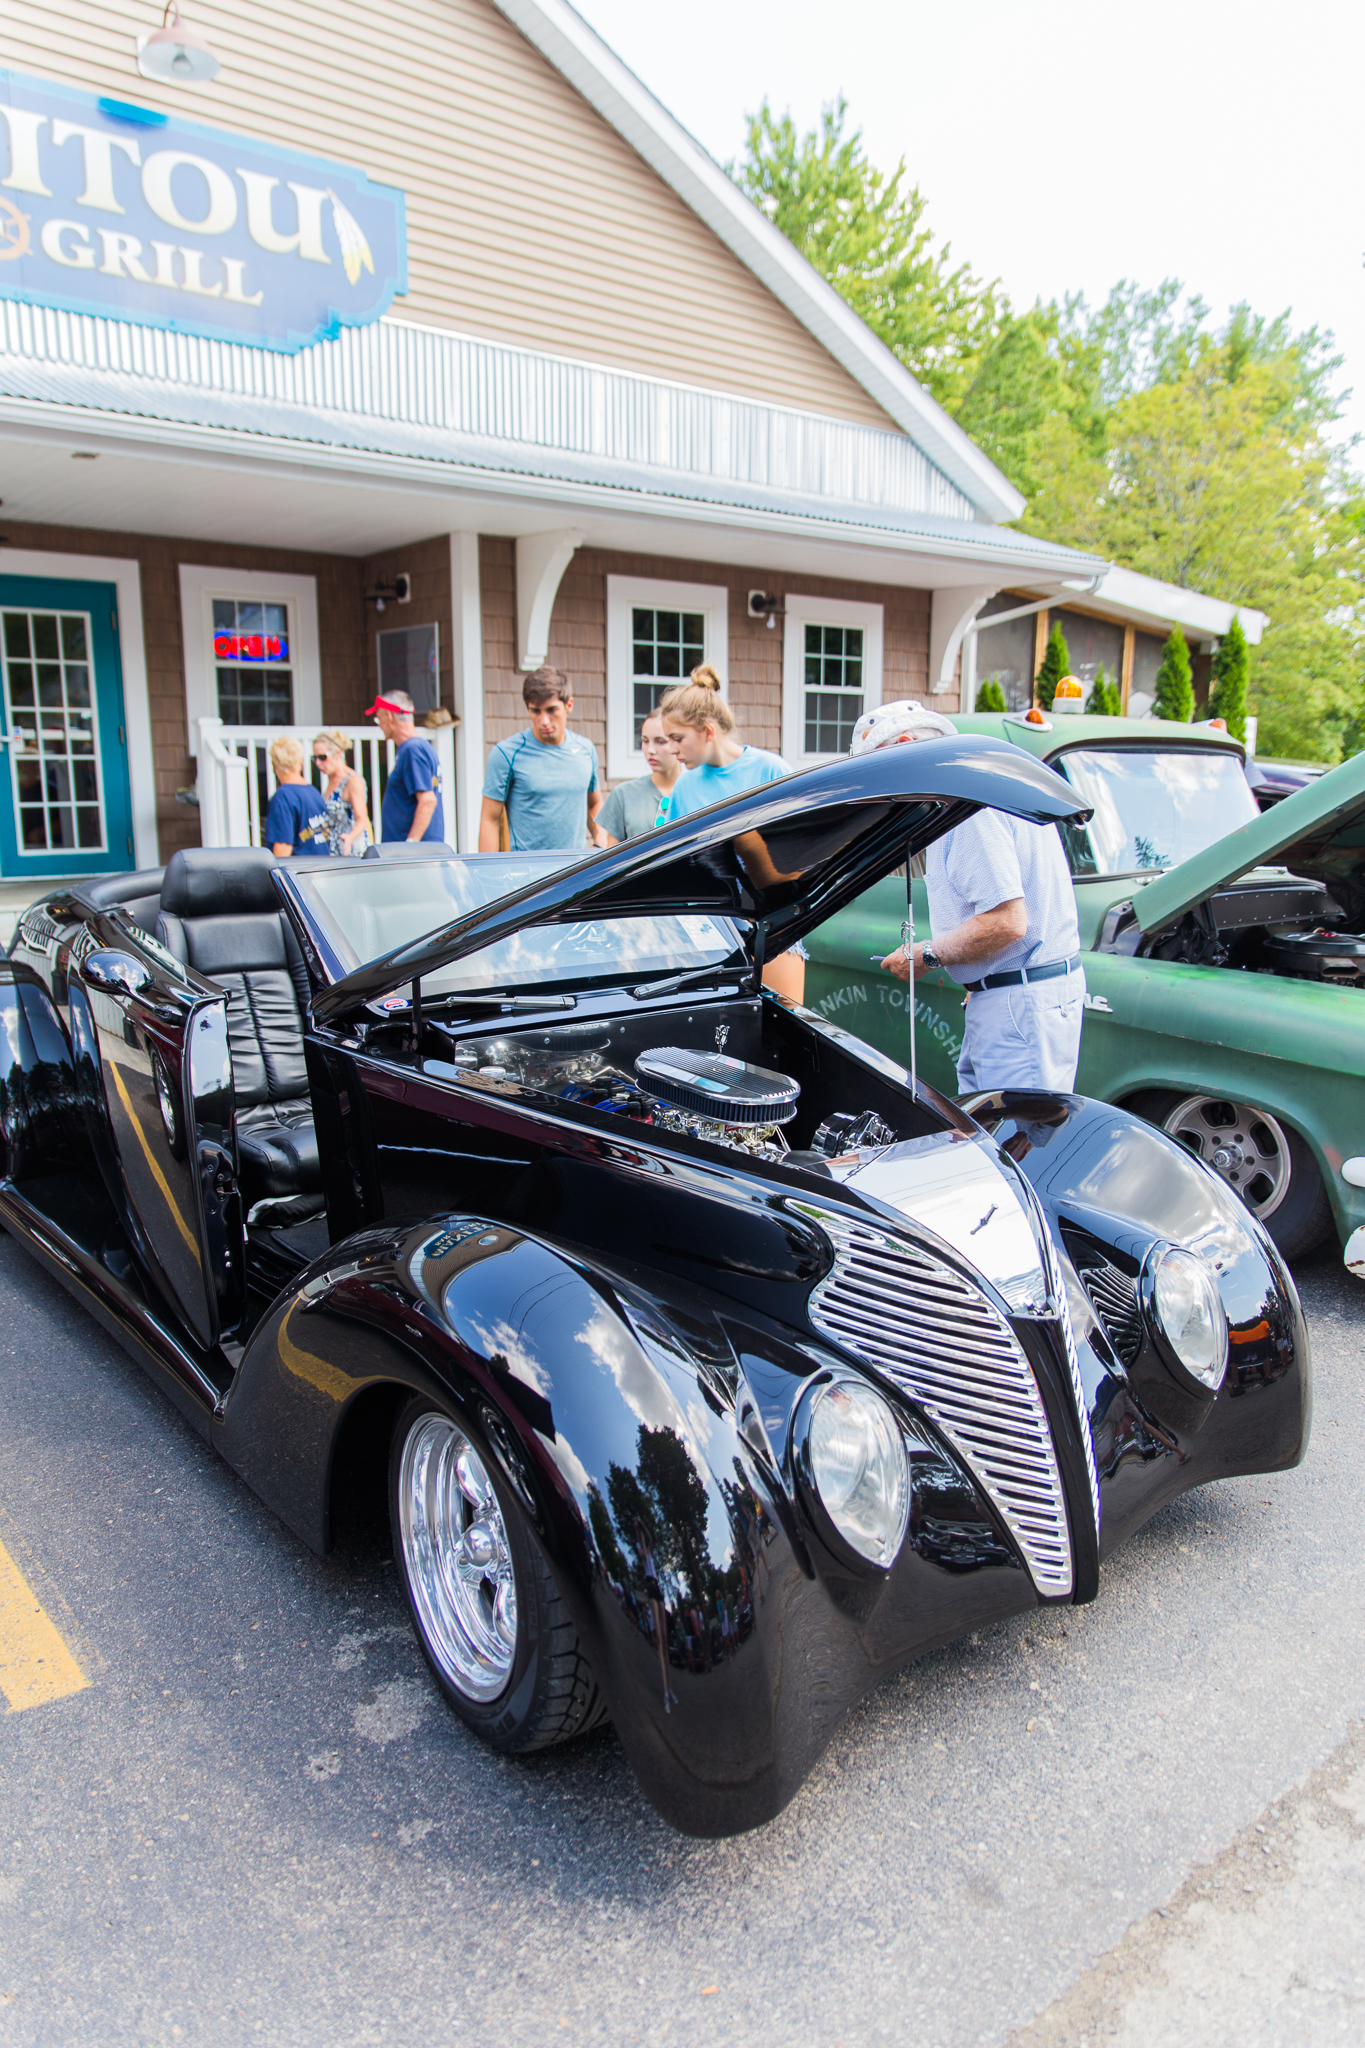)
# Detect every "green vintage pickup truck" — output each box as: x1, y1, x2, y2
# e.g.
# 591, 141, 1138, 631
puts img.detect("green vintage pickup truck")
806, 711, 1365, 1269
